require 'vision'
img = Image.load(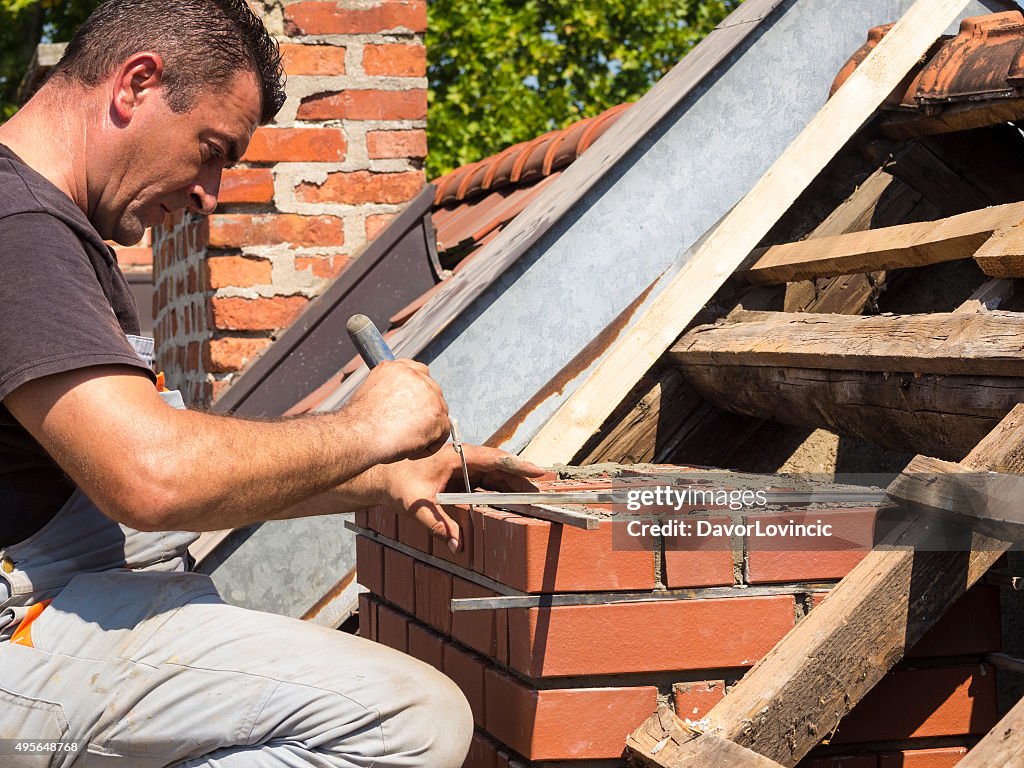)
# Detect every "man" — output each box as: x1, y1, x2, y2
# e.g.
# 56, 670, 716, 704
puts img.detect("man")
0, 1, 543, 765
